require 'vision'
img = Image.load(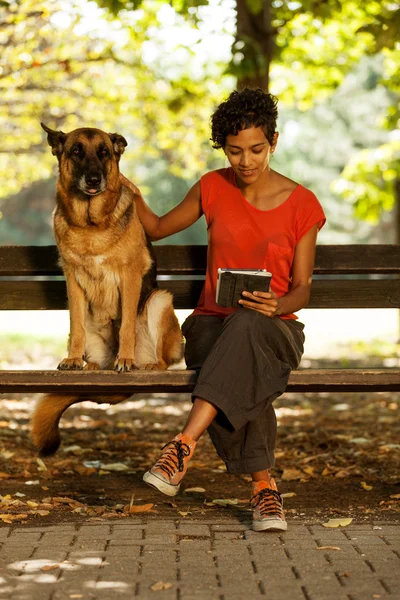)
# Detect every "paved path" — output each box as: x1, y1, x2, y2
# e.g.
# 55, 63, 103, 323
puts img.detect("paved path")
0, 519, 398, 600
